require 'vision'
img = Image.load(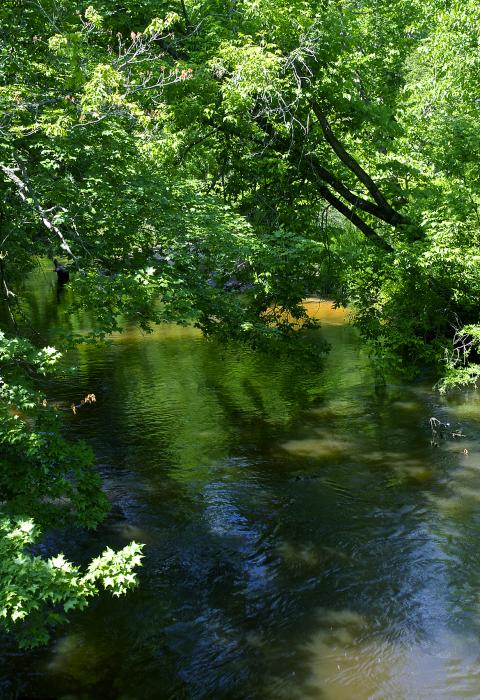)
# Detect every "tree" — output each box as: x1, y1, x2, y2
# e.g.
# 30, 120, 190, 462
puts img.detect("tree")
153, 0, 480, 378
